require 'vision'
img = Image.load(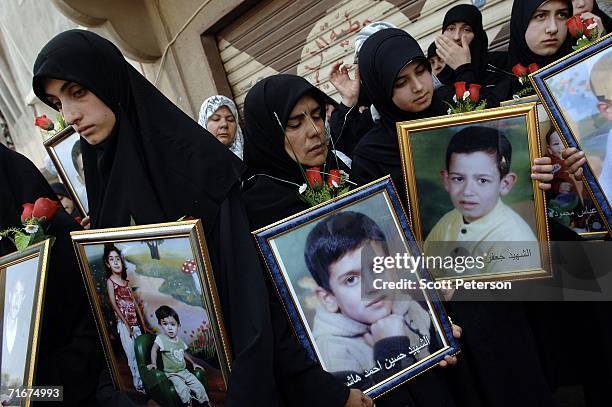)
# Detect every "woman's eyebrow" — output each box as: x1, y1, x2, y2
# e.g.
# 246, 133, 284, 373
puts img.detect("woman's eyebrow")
45, 81, 73, 98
